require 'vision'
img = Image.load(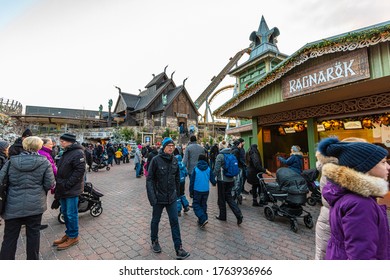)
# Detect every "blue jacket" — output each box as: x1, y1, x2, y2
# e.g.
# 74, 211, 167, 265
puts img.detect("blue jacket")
189, 160, 216, 195
278, 153, 303, 174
